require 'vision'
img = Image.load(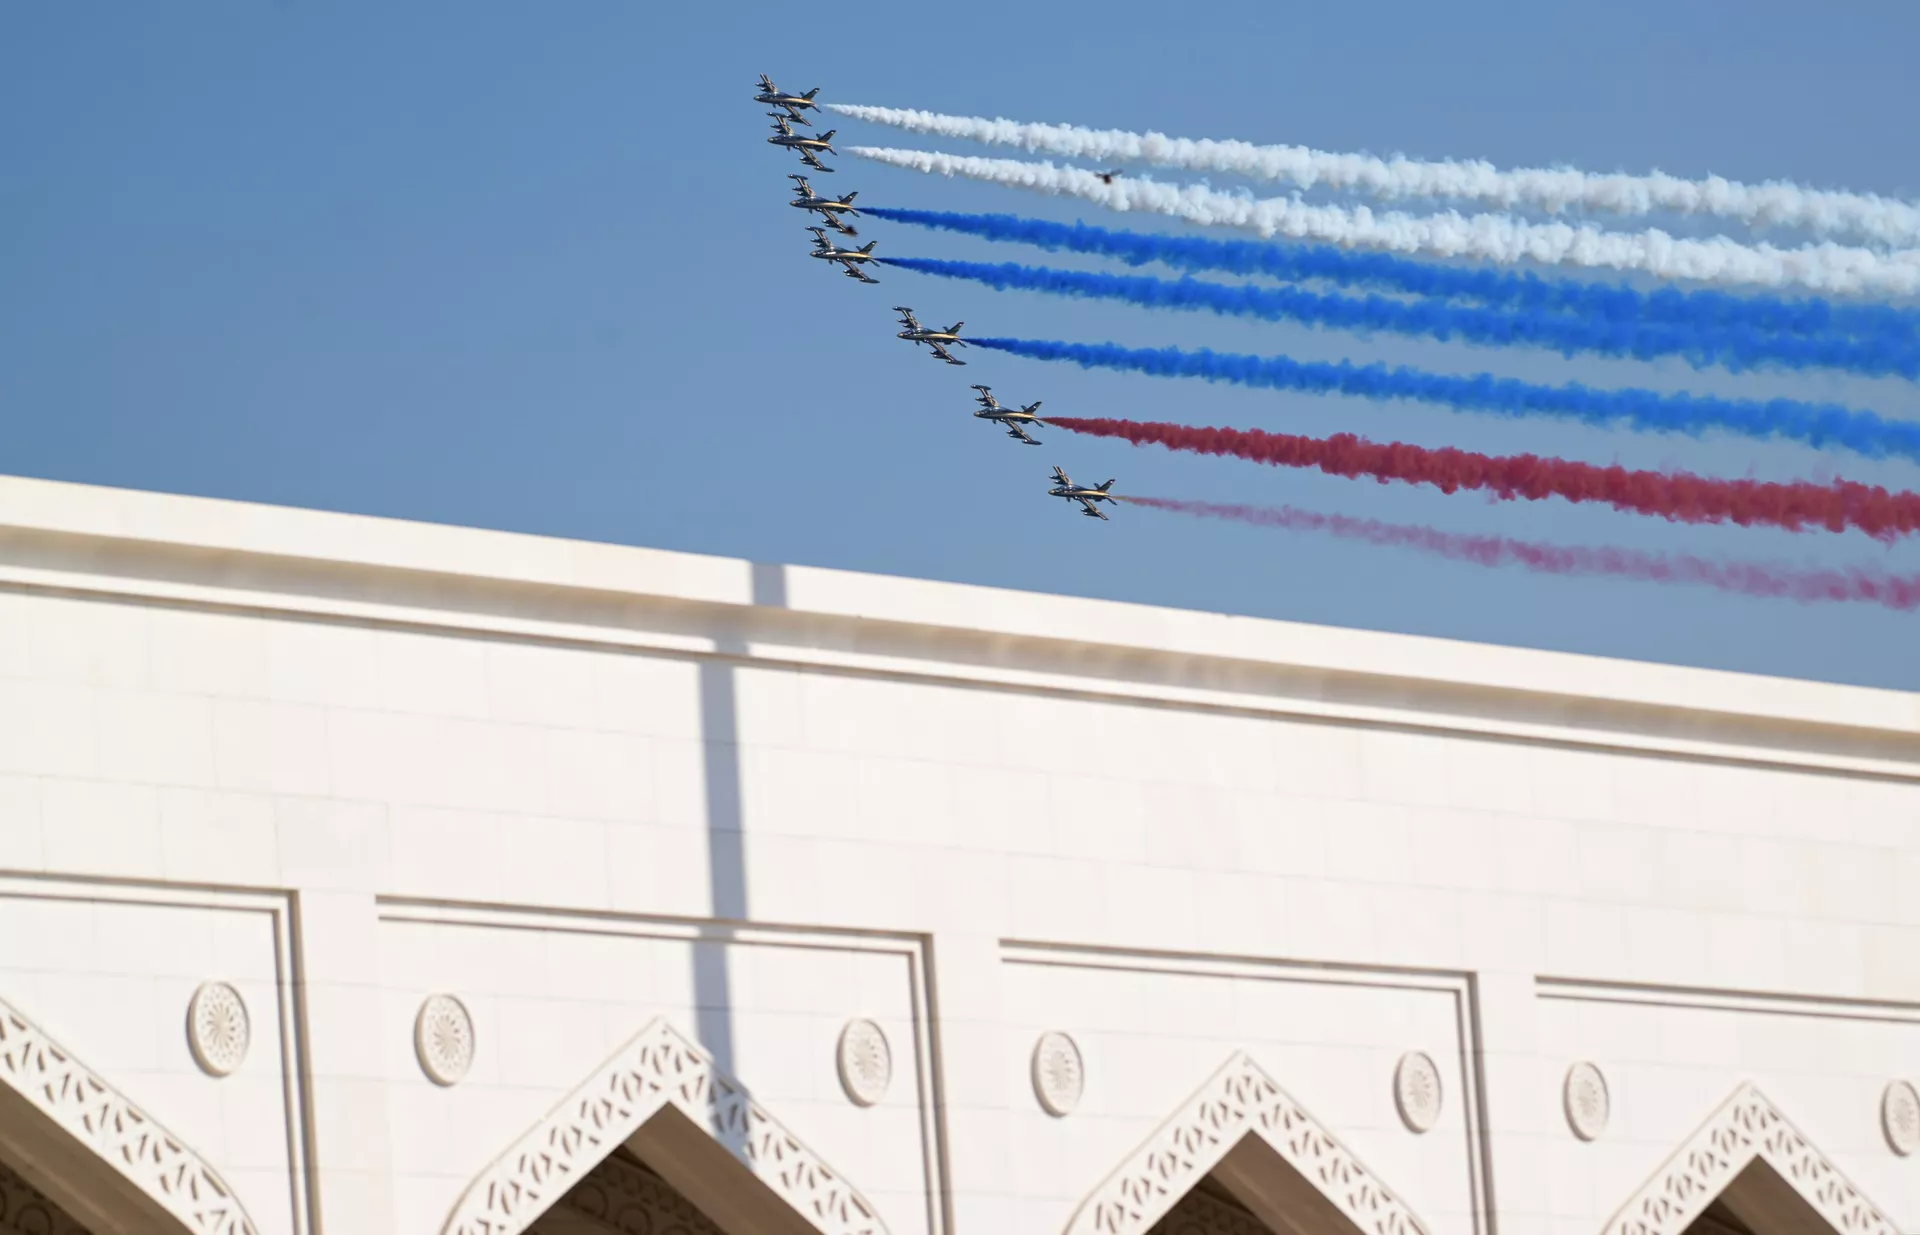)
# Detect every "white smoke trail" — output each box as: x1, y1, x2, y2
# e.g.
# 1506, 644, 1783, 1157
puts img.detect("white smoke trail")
828, 104, 1920, 249
846, 146, 1920, 296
